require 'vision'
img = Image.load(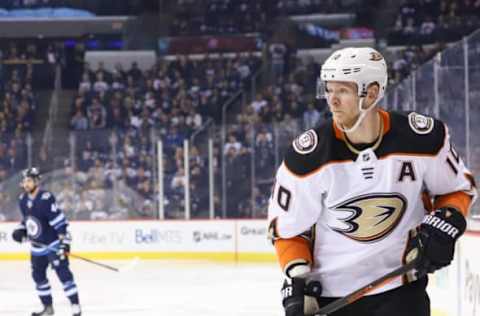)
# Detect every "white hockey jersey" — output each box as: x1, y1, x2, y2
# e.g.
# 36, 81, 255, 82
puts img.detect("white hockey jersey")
268, 110, 477, 297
